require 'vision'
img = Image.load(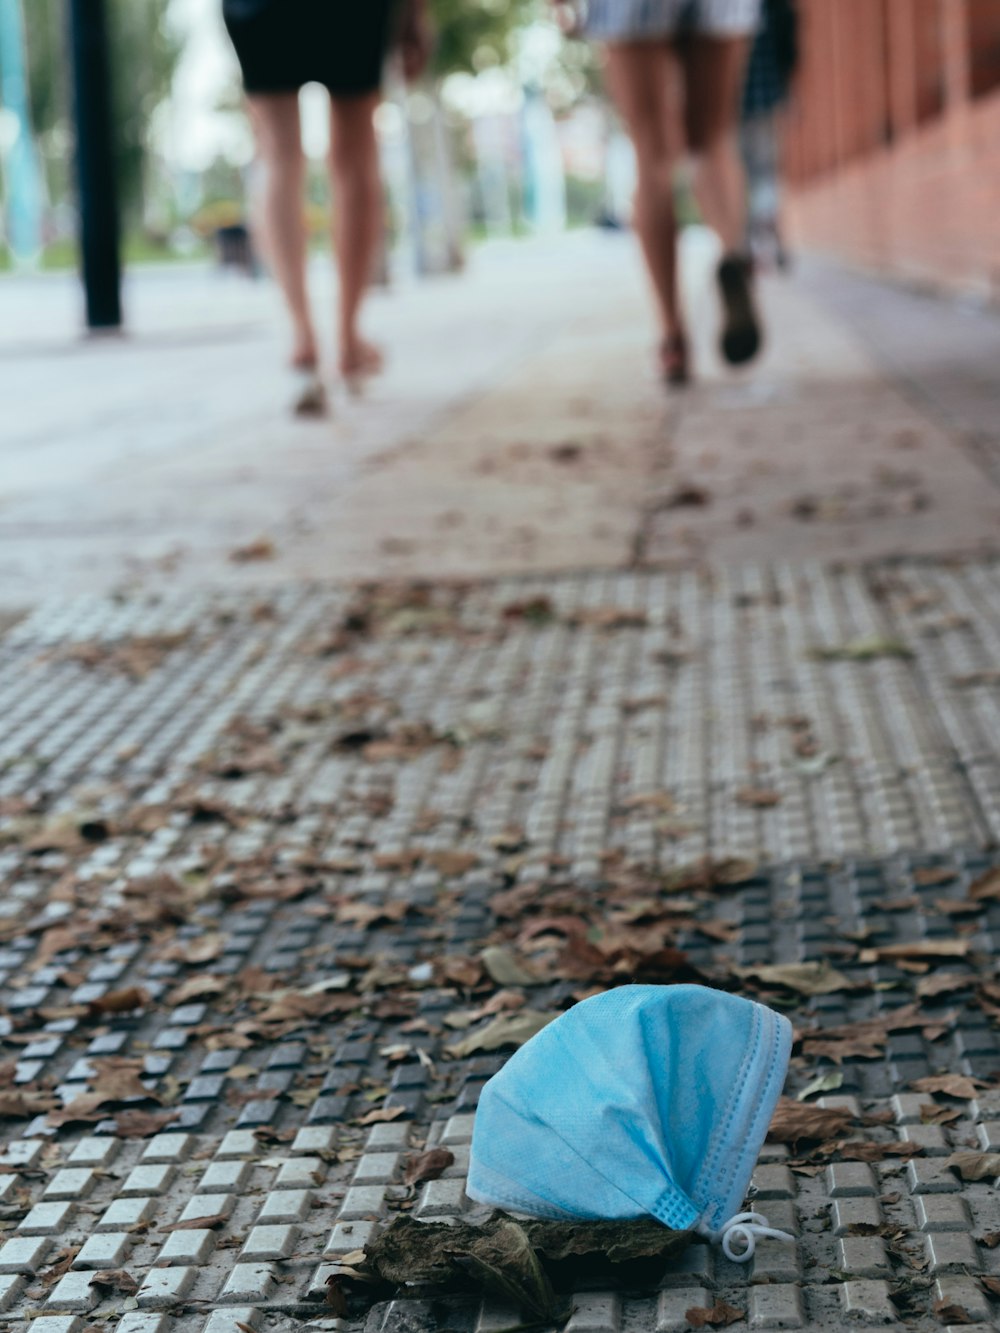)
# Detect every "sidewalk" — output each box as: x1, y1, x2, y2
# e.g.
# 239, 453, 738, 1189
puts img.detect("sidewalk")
3, 238, 1000, 1333
3, 232, 1000, 603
